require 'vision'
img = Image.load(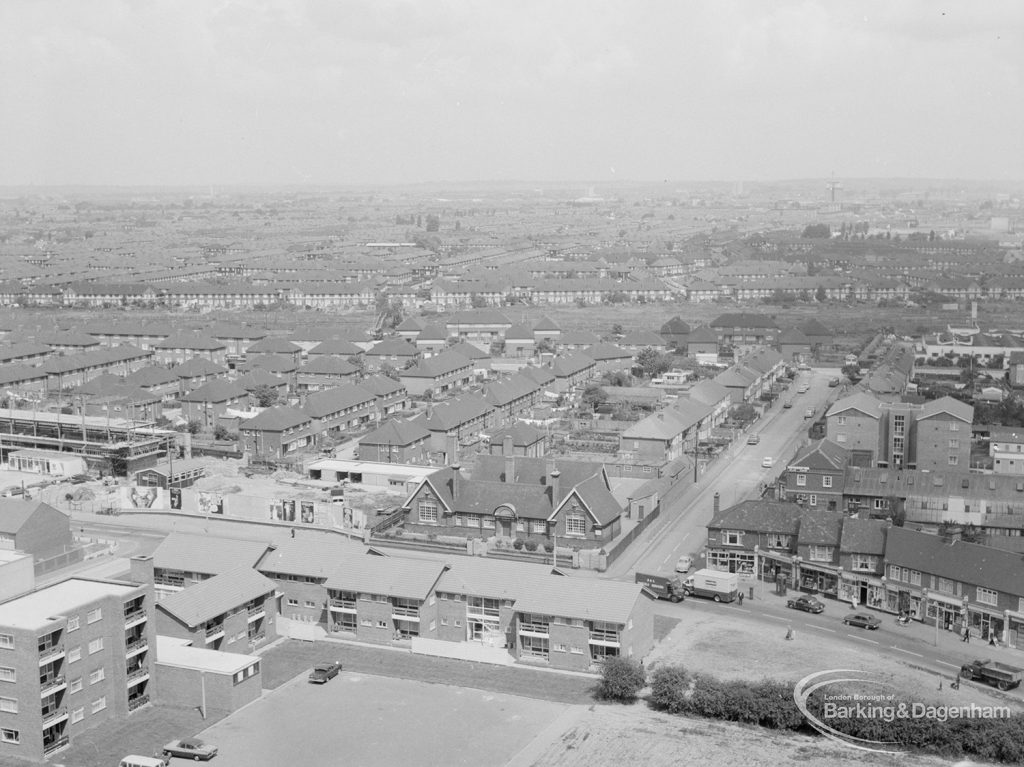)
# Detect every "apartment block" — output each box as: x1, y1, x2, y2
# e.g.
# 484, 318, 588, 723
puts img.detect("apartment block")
0, 577, 154, 763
